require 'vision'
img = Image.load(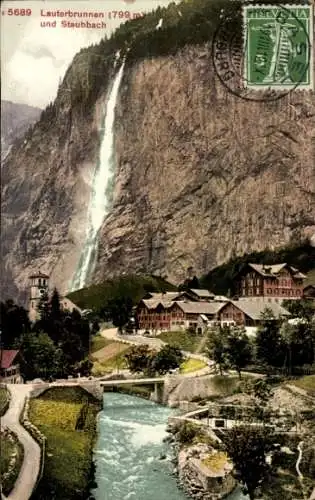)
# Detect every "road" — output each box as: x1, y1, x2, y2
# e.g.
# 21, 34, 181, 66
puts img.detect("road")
100, 327, 213, 377
1, 384, 40, 500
